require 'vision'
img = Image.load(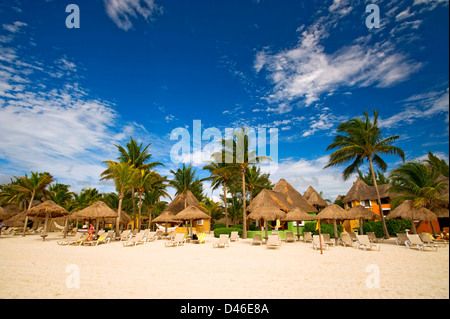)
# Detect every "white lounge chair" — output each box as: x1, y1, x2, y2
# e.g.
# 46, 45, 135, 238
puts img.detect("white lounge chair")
213, 234, 230, 248
356, 235, 380, 251
230, 231, 240, 242
303, 232, 313, 243
266, 235, 281, 249
406, 234, 438, 251
165, 233, 186, 247
123, 232, 146, 247
312, 235, 329, 251
251, 234, 263, 245
285, 232, 295, 243
338, 233, 353, 247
